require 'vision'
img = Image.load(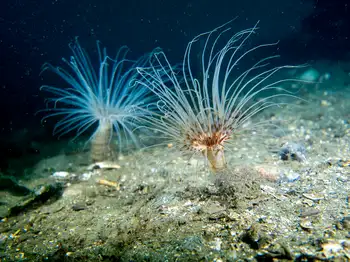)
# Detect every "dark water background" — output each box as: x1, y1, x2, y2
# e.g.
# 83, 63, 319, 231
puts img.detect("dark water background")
0, 0, 349, 169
